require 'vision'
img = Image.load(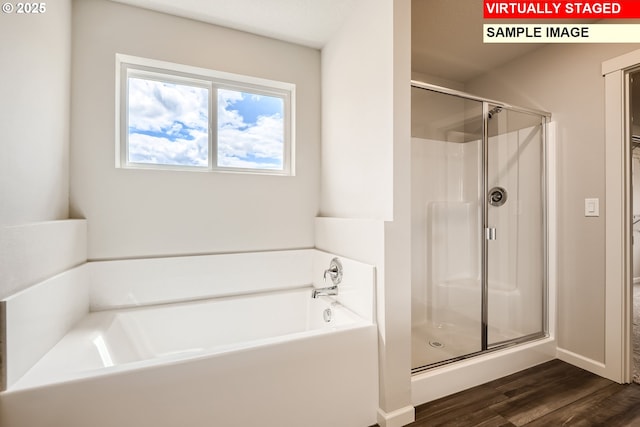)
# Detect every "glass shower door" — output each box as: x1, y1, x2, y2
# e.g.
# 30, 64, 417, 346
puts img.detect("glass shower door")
411, 87, 484, 368
485, 105, 546, 347
411, 83, 548, 373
